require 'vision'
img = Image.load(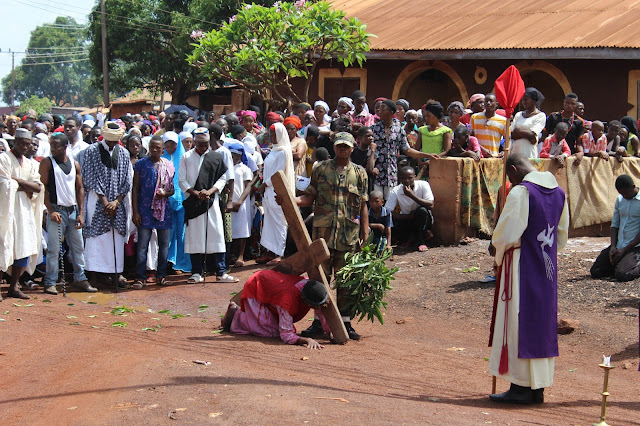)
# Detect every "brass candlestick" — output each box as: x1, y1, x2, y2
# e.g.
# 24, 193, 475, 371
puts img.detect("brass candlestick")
593, 358, 616, 426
